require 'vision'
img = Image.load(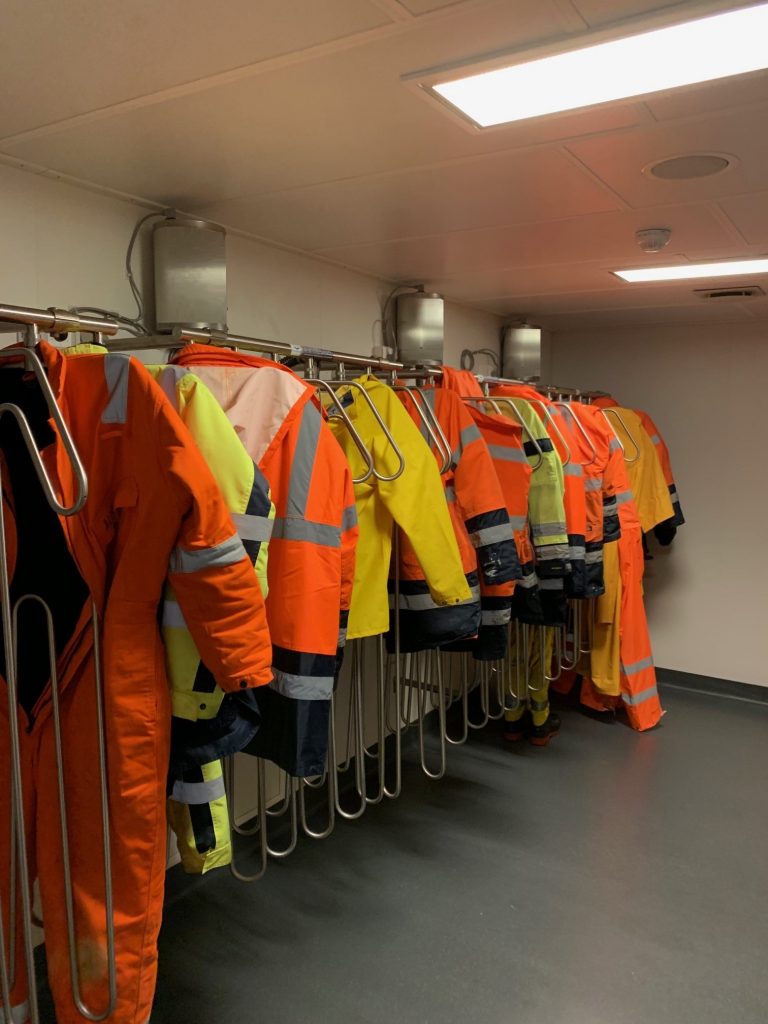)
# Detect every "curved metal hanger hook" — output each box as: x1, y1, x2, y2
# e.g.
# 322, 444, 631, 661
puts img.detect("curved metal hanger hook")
320, 378, 406, 483
394, 385, 451, 474
308, 378, 375, 484
526, 398, 572, 467
554, 402, 598, 466
602, 407, 641, 464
